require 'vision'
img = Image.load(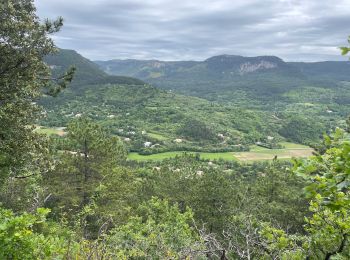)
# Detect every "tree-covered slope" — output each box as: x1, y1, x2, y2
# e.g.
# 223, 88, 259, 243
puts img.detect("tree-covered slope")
41, 82, 287, 153
290, 61, 350, 82
95, 55, 350, 104
41, 50, 345, 152
95, 55, 307, 98
95, 54, 350, 136
44, 50, 301, 152
45, 49, 144, 86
